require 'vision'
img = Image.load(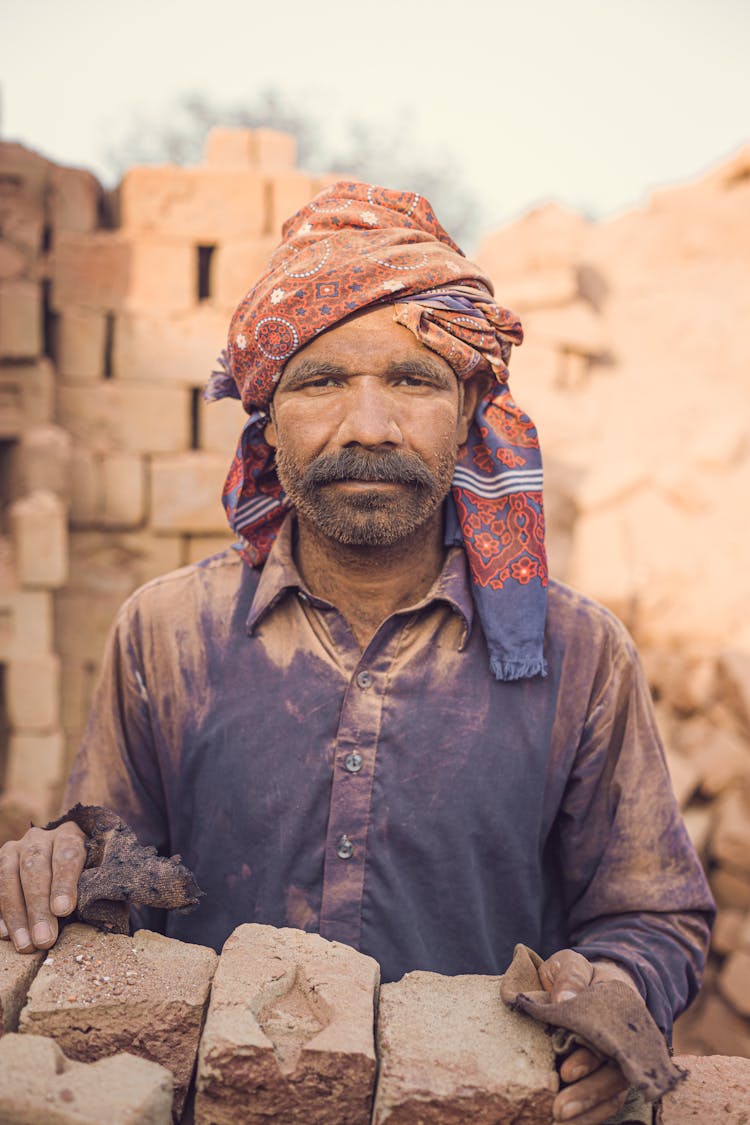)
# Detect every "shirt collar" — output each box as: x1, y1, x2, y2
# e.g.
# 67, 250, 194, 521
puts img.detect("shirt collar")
246, 512, 475, 641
